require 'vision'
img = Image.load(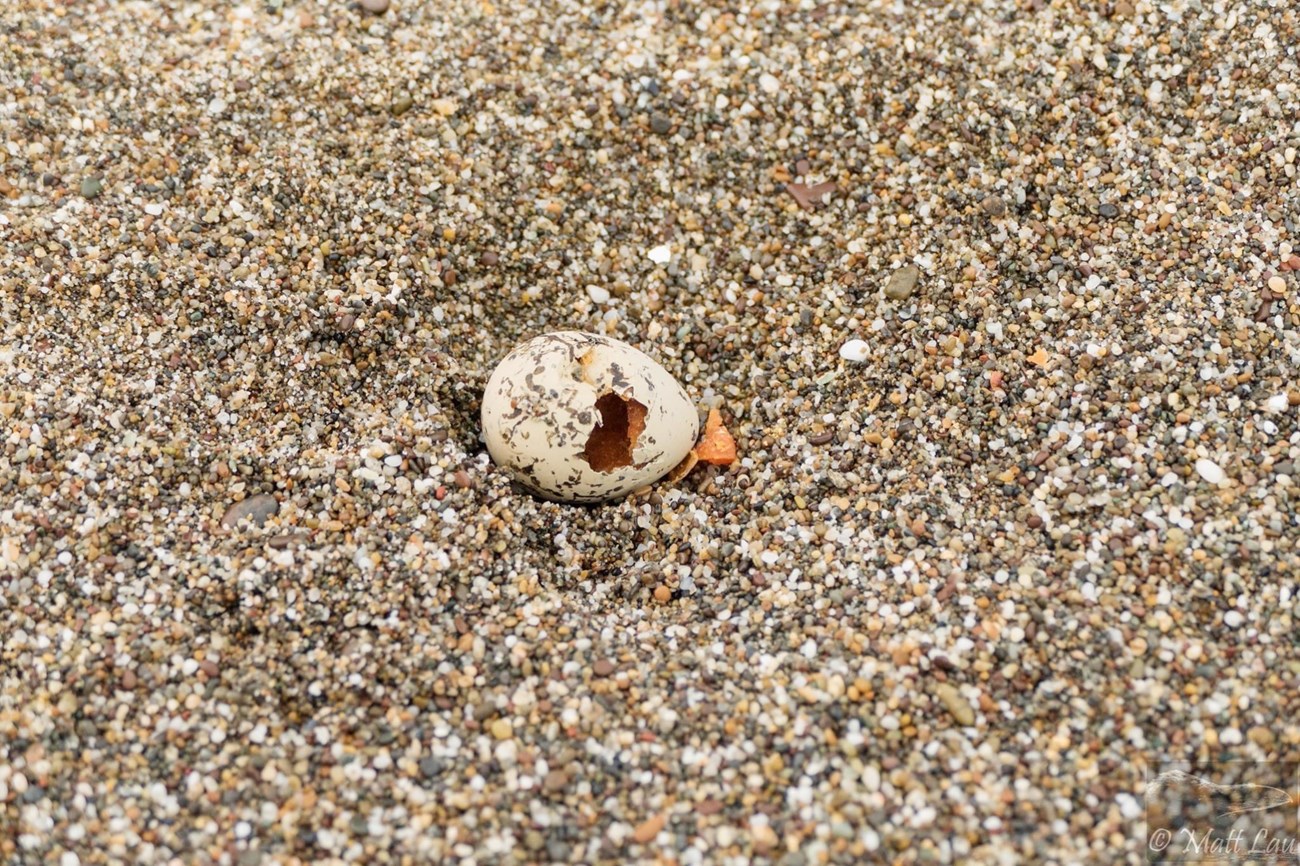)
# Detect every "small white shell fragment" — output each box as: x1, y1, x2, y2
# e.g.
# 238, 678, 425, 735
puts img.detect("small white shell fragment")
647, 244, 672, 265
1195, 458, 1226, 485
838, 339, 870, 362
1265, 393, 1289, 413
481, 331, 700, 503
